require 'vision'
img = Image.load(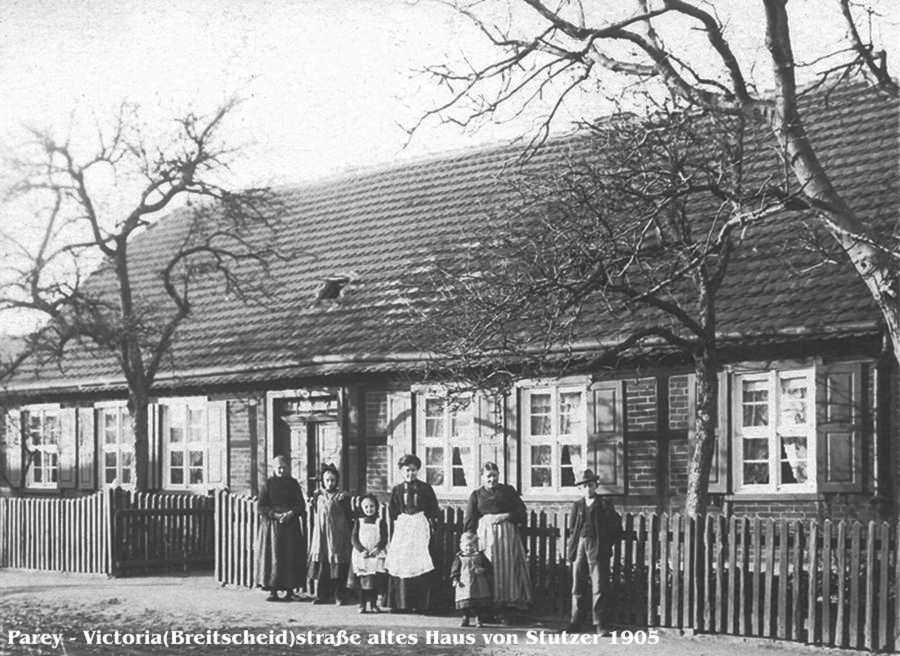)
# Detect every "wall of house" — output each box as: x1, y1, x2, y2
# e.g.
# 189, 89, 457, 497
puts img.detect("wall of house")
1, 352, 892, 524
